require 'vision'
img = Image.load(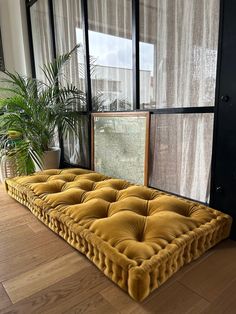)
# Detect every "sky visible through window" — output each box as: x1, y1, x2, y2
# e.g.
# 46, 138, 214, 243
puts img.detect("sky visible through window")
76, 28, 154, 74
